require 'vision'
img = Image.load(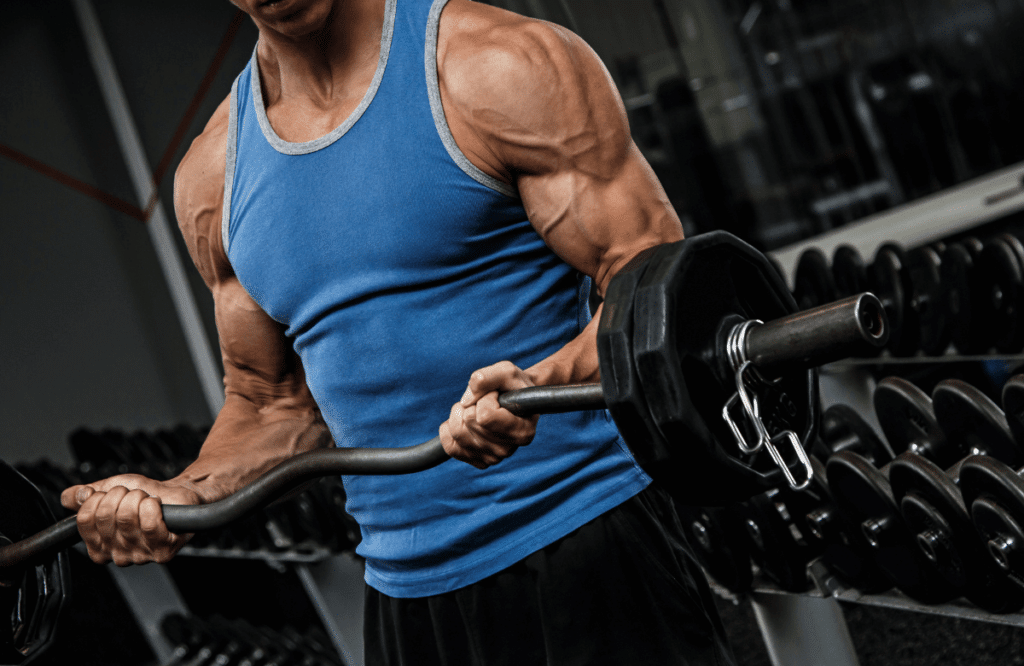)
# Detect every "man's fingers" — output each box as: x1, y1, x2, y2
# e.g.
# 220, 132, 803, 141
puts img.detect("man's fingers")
76, 490, 110, 563
465, 361, 531, 404
115, 489, 149, 531
139, 496, 166, 537
93, 486, 130, 535
61, 485, 95, 511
